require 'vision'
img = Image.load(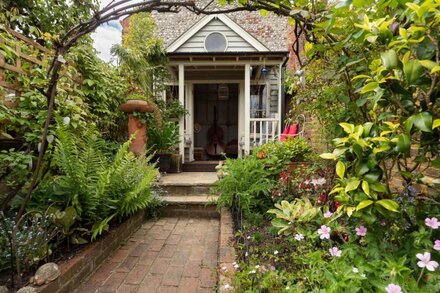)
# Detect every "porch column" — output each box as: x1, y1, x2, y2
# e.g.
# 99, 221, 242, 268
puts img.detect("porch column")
278, 64, 282, 135
178, 64, 185, 162
244, 63, 251, 154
